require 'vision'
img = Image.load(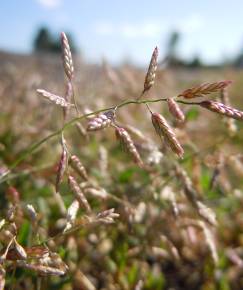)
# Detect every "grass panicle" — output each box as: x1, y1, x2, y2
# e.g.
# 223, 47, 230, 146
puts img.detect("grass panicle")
115, 126, 144, 167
